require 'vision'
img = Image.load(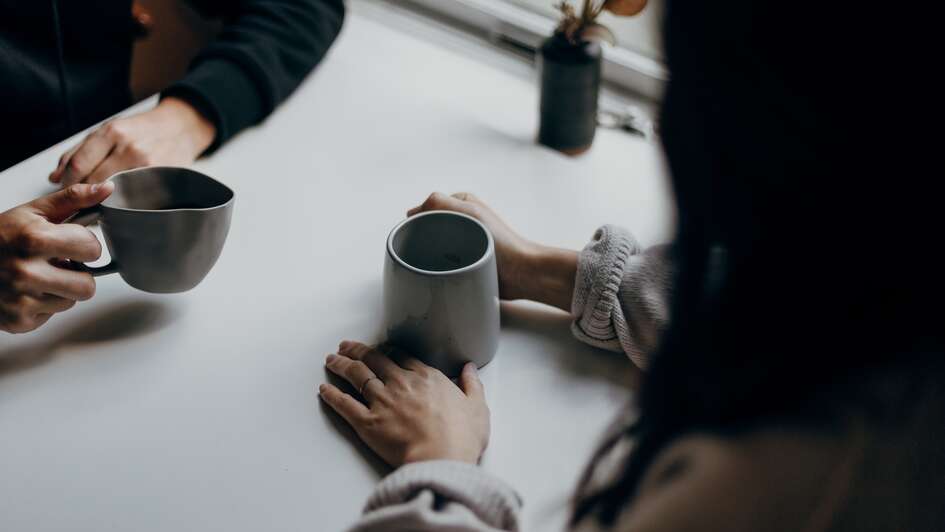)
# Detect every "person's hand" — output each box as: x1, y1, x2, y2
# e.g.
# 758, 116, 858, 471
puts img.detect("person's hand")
408, 192, 578, 312
408, 192, 541, 300
0, 183, 113, 333
319, 341, 490, 467
49, 97, 216, 187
